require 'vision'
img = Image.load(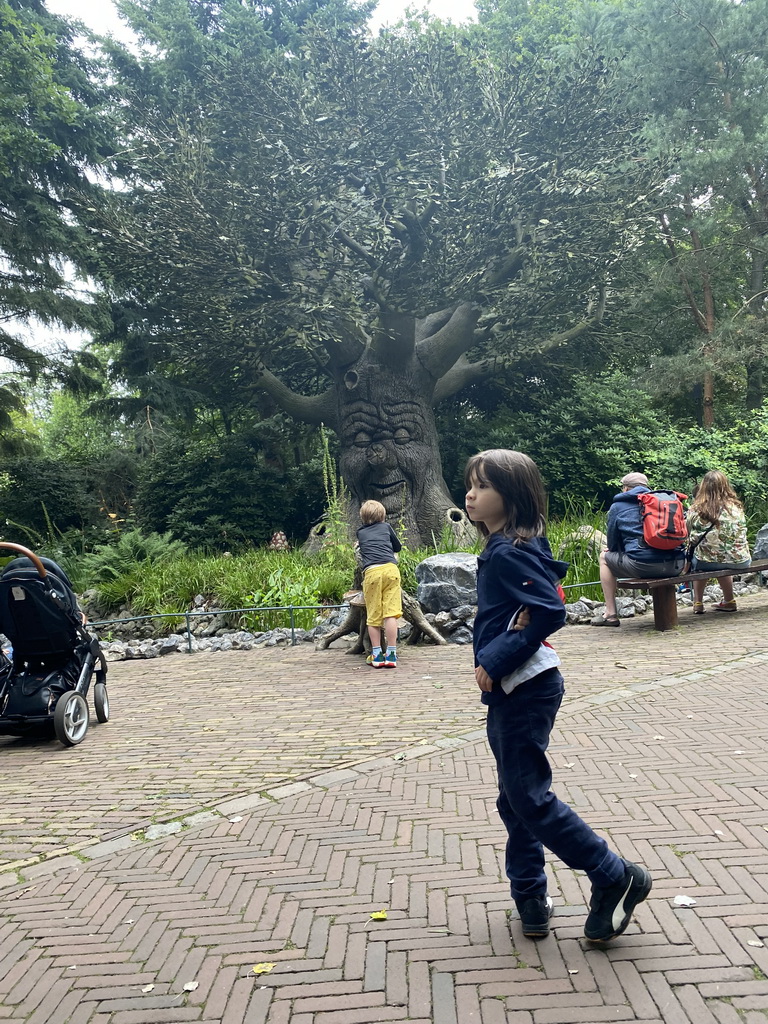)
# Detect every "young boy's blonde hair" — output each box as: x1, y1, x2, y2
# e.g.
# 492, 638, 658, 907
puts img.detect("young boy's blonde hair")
360, 500, 387, 525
